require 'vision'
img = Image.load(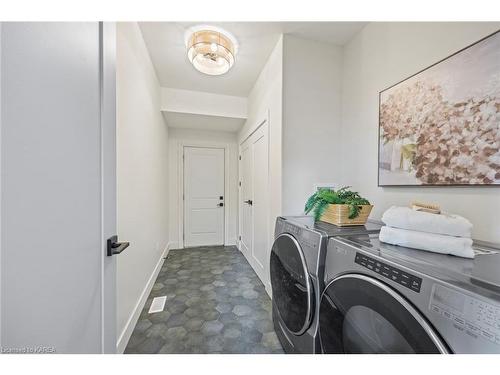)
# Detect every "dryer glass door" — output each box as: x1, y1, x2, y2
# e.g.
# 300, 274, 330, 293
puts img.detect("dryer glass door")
319, 274, 448, 353
270, 233, 313, 335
